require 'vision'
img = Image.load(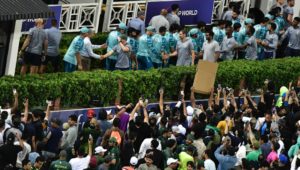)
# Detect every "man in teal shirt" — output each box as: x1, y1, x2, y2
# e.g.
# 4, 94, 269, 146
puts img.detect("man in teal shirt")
136, 26, 156, 70
254, 17, 269, 60
213, 20, 226, 45
63, 27, 89, 72
151, 26, 168, 68
106, 22, 127, 70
